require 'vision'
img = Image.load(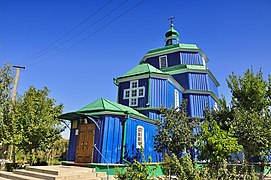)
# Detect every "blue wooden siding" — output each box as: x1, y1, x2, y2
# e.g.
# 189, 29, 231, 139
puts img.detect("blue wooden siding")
173, 73, 189, 90
118, 78, 148, 108
138, 110, 162, 120
188, 73, 208, 91
208, 75, 219, 96
101, 115, 123, 163
149, 78, 182, 108
180, 52, 202, 65
173, 72, 218, 96
67, 128, 78, 161
124, 117, 162, 163
186, 94, 217, 118
145, 52, 181, 69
